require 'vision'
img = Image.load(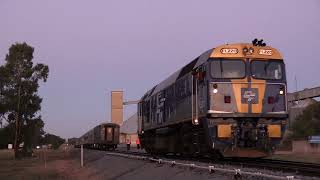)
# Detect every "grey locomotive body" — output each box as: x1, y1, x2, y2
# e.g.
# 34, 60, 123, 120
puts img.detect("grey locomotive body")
138, 42, 288, 157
